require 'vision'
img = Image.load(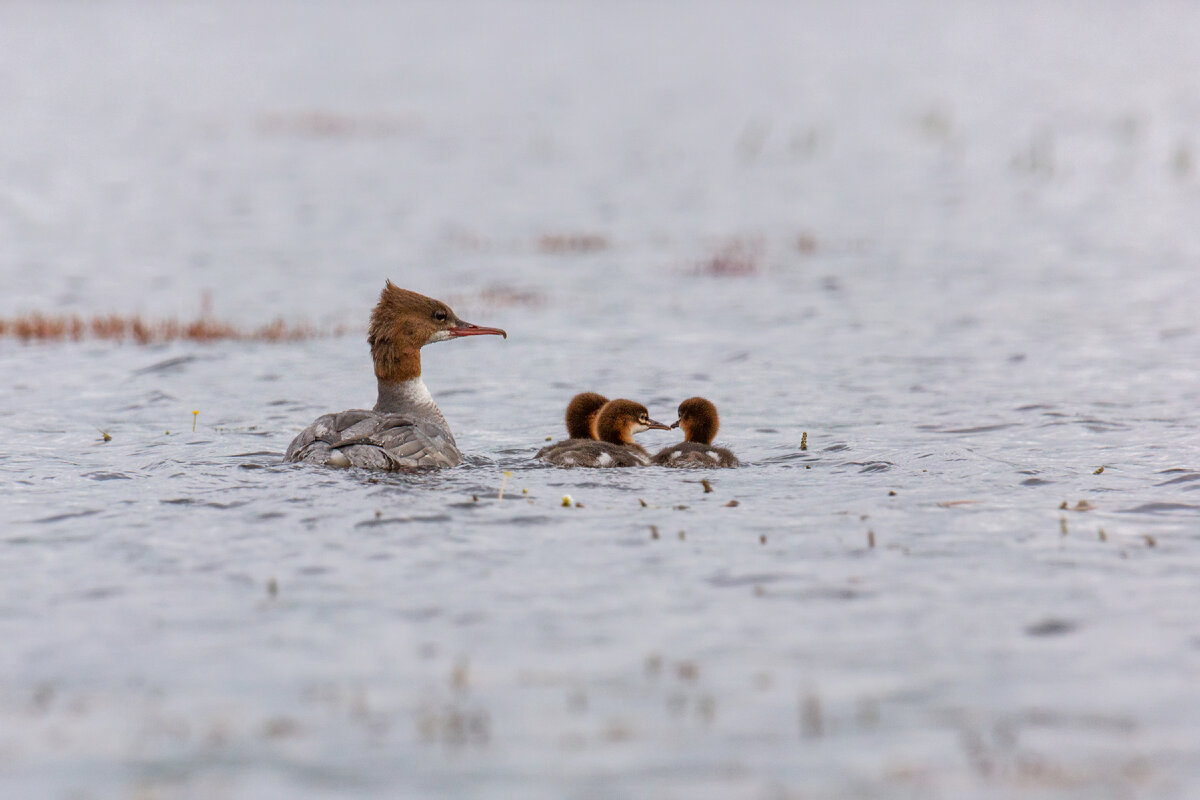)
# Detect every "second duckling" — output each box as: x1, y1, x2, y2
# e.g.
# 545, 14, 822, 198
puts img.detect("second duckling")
542, 398, 670, 467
